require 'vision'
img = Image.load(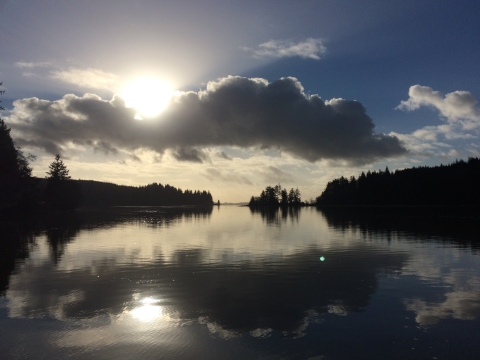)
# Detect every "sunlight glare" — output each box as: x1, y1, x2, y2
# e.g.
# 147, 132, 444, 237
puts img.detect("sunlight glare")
121, 78, 173, 118
130, 297, 163, 322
